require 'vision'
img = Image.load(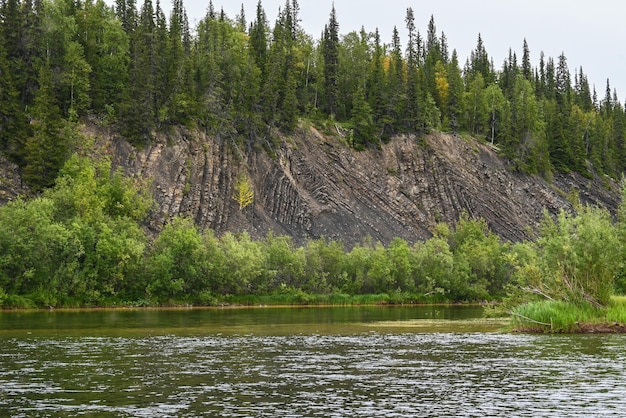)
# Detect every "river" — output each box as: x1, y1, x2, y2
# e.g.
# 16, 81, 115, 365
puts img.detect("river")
1, 306, 625, 417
